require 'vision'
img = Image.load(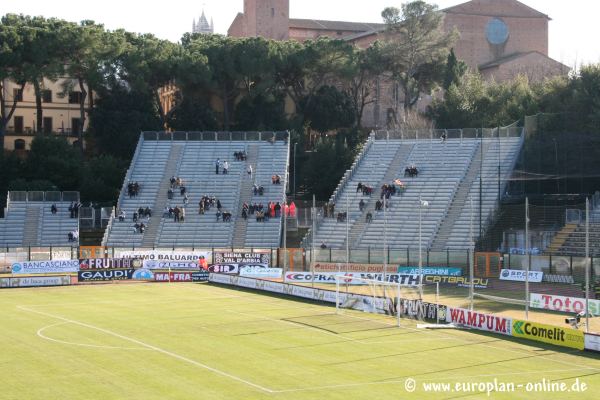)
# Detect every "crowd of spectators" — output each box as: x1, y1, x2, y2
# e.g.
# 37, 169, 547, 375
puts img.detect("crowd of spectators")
127, 182, 140, 197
